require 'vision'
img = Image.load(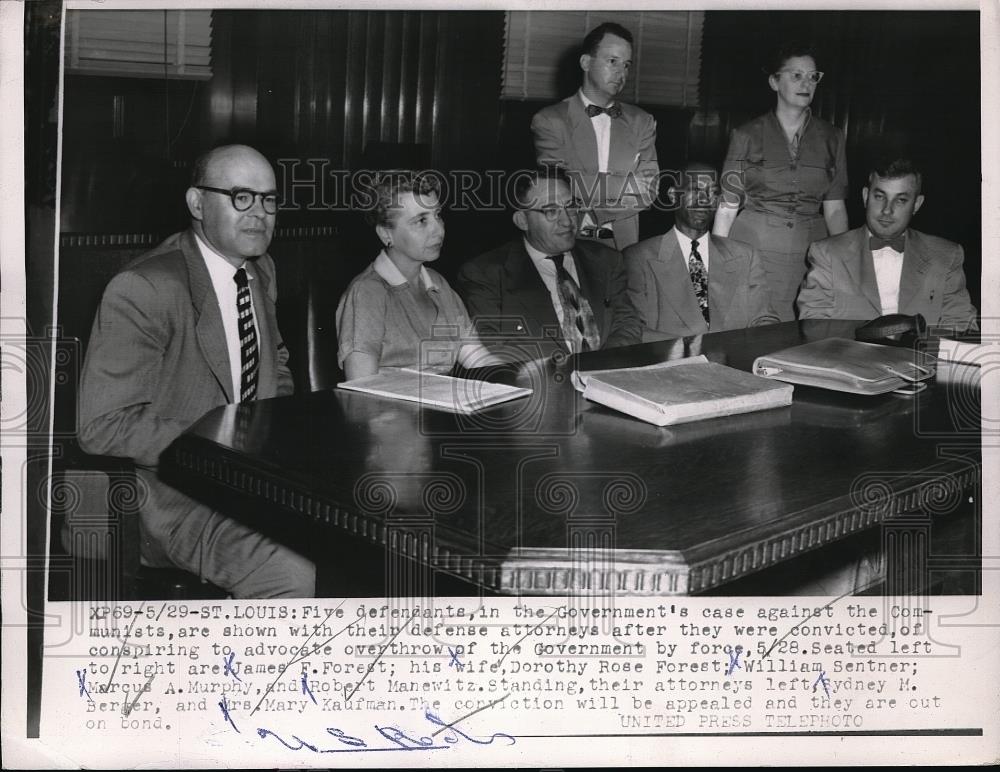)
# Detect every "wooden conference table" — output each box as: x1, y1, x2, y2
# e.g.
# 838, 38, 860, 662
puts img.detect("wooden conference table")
165, 321, 982, 596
